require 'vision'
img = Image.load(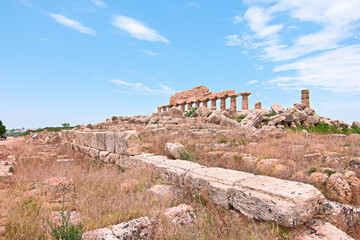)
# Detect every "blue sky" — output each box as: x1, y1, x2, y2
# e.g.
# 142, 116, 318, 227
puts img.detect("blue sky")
1, 0, 360, 129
